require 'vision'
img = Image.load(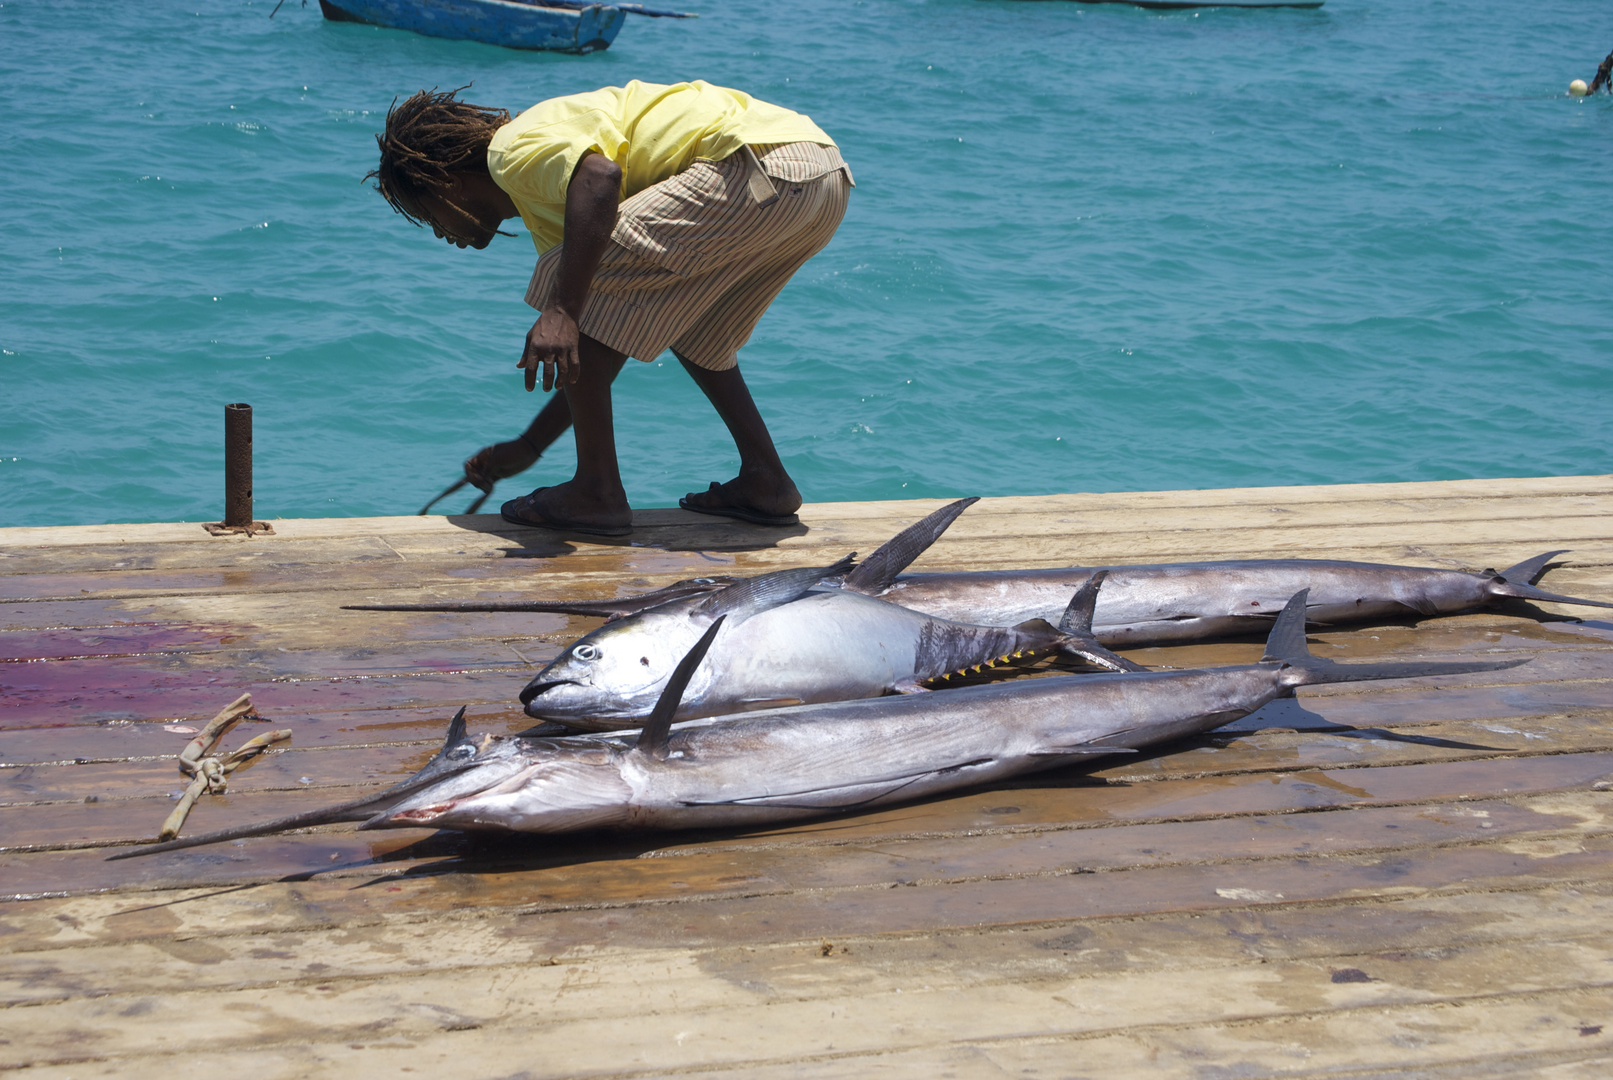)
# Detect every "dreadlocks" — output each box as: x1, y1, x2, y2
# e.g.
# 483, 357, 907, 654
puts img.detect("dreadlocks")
368, 87, 511, 228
